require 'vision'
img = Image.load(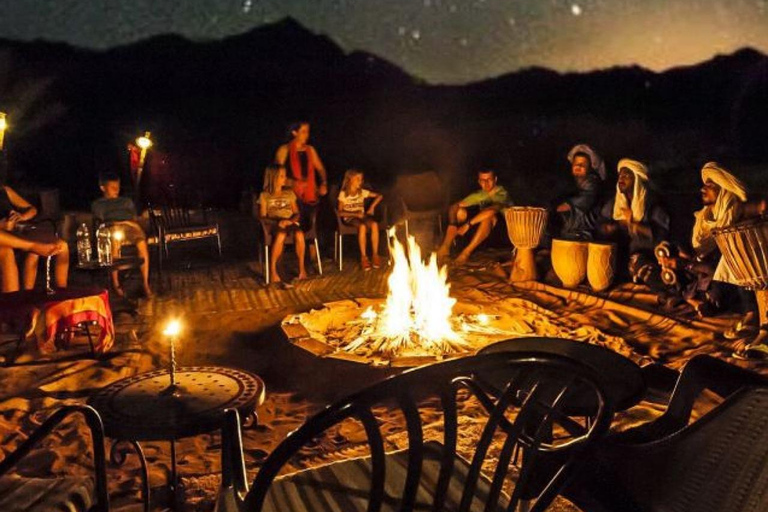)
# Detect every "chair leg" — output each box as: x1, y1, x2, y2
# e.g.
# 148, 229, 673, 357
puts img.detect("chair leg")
438, 215, 443, 236
314, 239, 323, 276
334, 231, 339, 263
215, 231, 223, 258
405, 219, 410, 240
339, 234, 343, 272
264, 246, 270, 285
